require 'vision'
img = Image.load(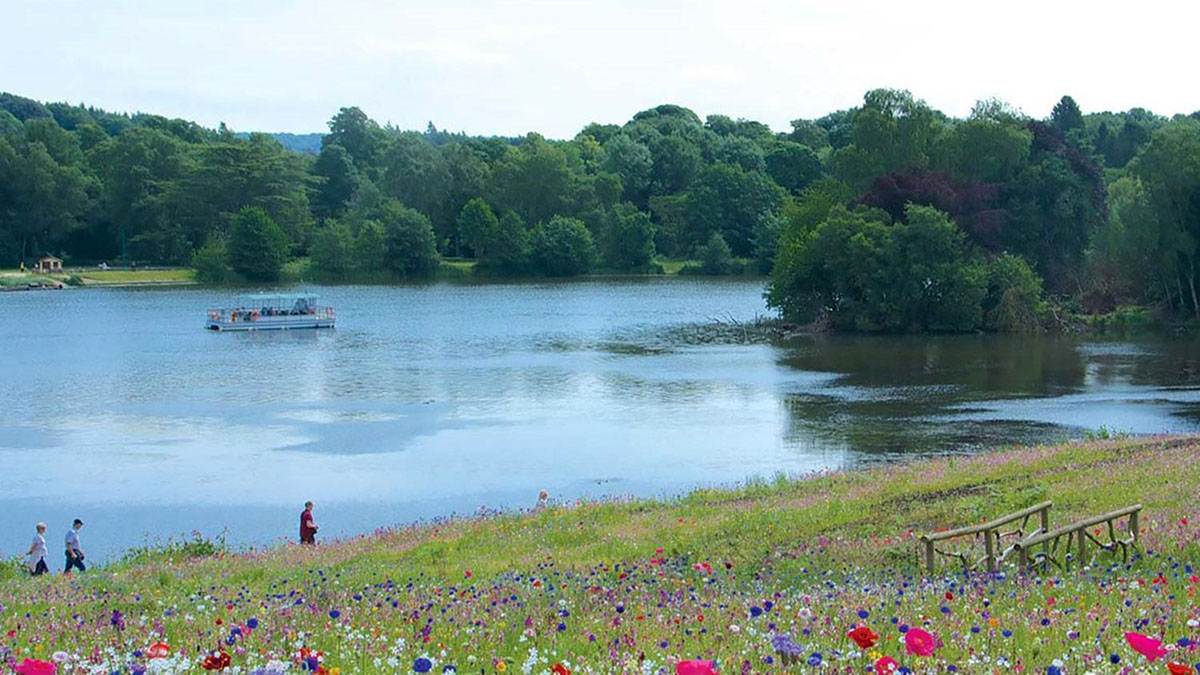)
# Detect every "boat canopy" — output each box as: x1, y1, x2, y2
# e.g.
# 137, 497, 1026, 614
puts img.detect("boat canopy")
235, 293, 320, 312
